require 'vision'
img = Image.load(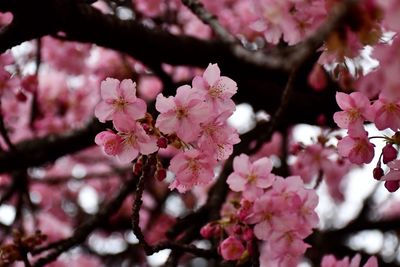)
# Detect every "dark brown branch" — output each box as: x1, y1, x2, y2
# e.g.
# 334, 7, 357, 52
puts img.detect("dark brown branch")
131, 155, 217, 261
181, 0, 236, 42
0, 105, 15, 151
0, 119, 109, 174
131, 155, 154, 254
